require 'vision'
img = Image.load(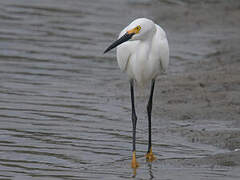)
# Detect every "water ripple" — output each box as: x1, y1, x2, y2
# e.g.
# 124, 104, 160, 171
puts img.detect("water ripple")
0, 0, 239, 179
